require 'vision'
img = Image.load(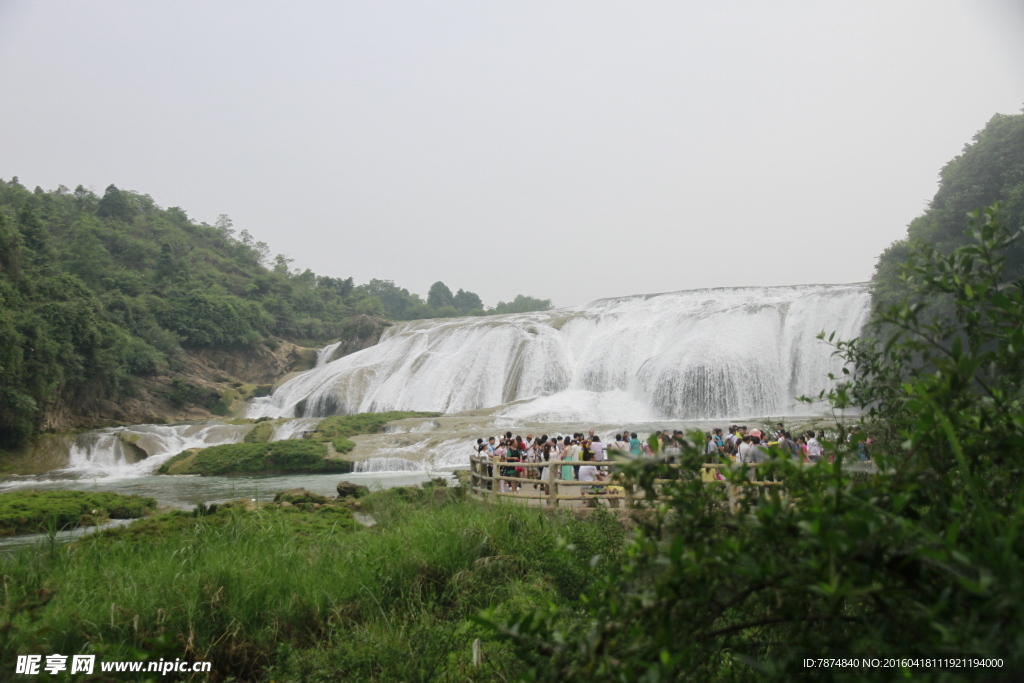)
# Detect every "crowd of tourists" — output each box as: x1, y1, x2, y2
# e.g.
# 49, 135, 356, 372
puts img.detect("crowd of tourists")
472, 423, 872, 493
